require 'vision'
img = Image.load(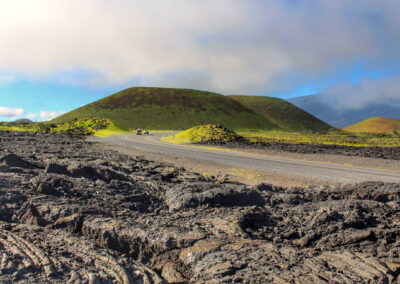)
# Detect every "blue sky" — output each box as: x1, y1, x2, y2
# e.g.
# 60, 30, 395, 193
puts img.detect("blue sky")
0, 0, 399, 121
